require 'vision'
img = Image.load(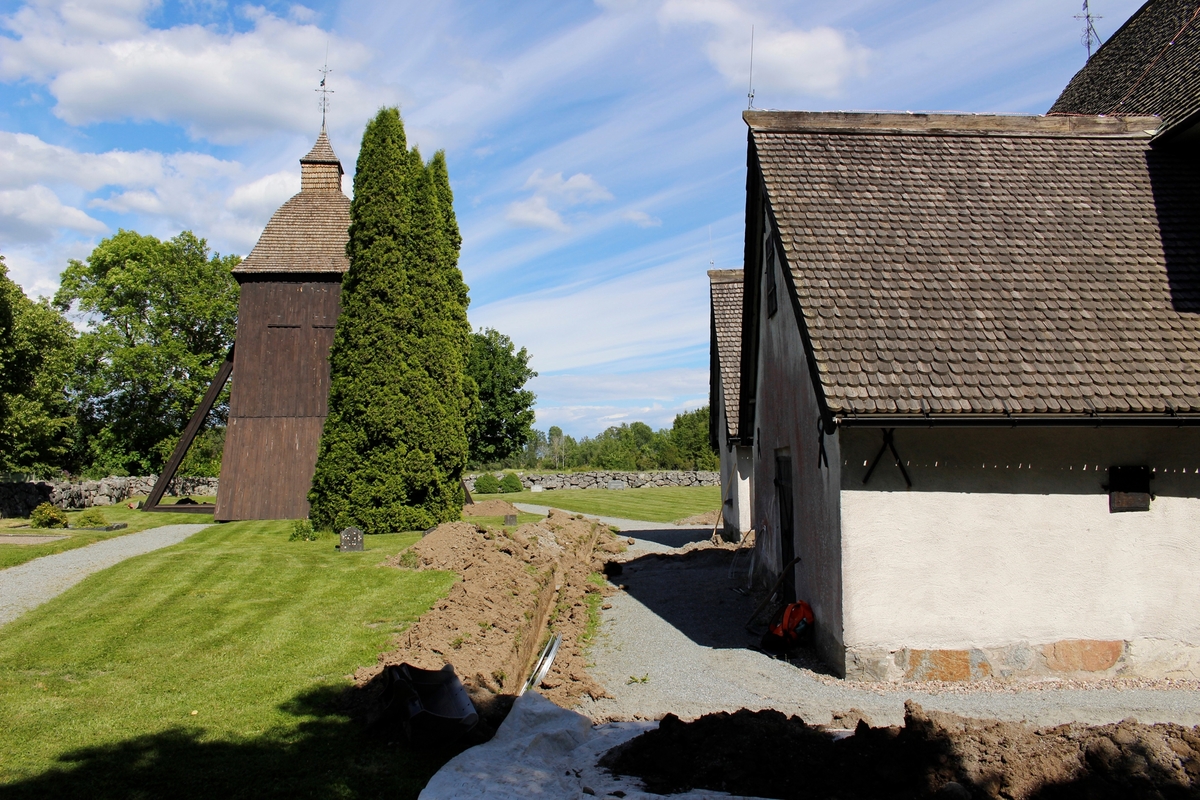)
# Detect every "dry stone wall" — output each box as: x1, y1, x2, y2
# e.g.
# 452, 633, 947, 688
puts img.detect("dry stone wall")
464, 470, 719, 493
0, 476, 220, 518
